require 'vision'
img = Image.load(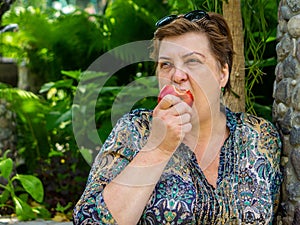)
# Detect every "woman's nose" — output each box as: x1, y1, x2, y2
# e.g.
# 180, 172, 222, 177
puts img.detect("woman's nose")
172, 67, 188, 84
